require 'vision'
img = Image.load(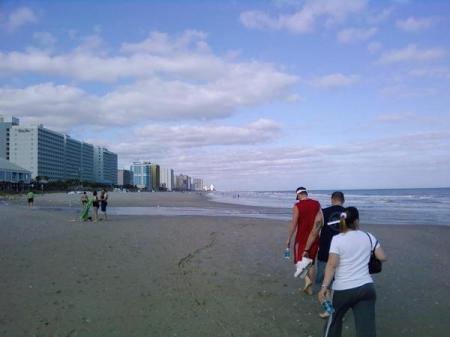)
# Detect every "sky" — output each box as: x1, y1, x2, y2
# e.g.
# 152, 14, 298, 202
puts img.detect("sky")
0, 0, 449, 191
